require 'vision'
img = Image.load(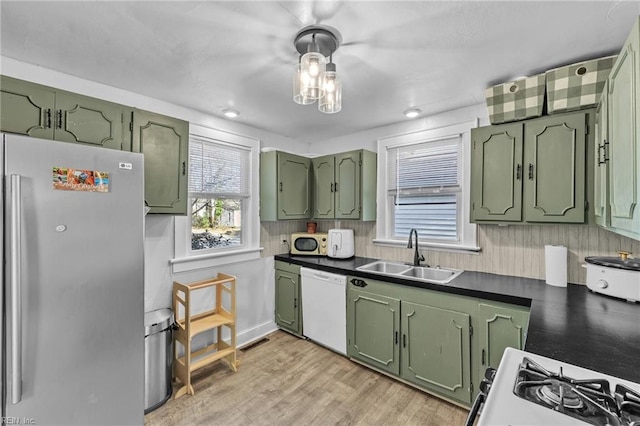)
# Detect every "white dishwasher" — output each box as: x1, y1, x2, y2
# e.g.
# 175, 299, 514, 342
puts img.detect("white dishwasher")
300, 267, 347, 355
